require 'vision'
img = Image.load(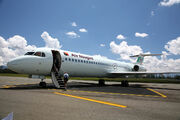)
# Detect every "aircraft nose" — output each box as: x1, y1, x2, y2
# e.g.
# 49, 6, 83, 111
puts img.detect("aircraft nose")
7, 57, 24, 73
